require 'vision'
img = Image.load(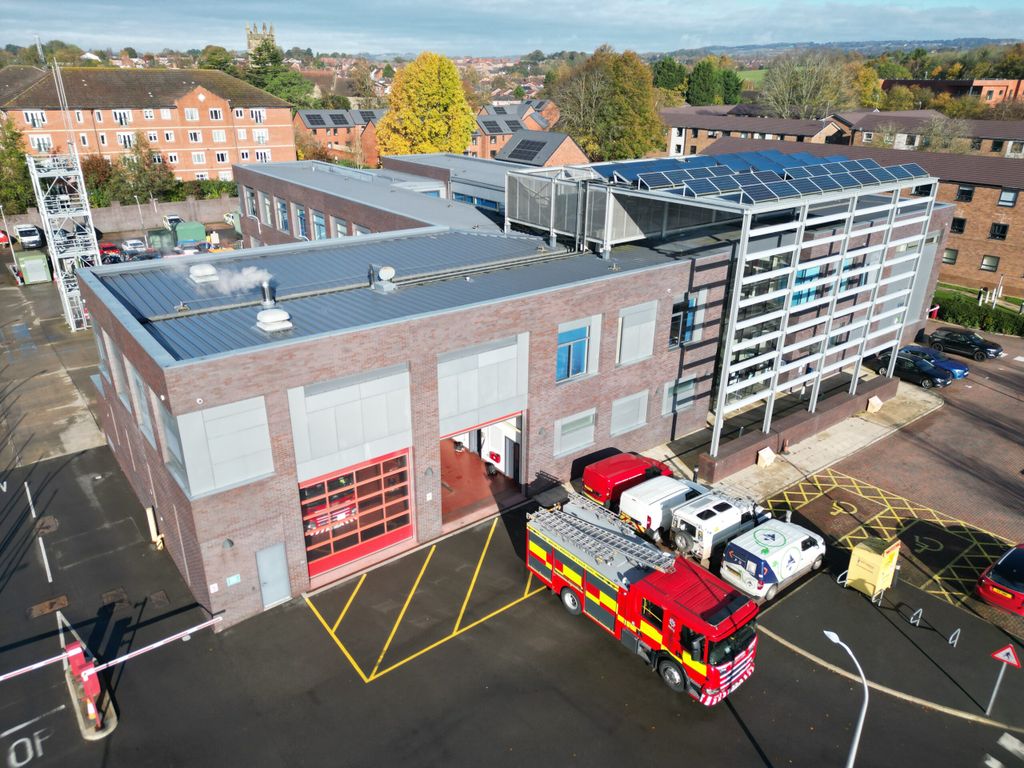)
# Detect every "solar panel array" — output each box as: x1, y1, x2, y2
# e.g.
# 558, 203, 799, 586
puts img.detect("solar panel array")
359, 110, 378, 123
481, 120, 503, 133
329, 113, 349, 126
592, 150, 931, 206
507, 139, 547, 163
493, 106, 508, 115
505, 120, 523, 132
306, 114, 326, 126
